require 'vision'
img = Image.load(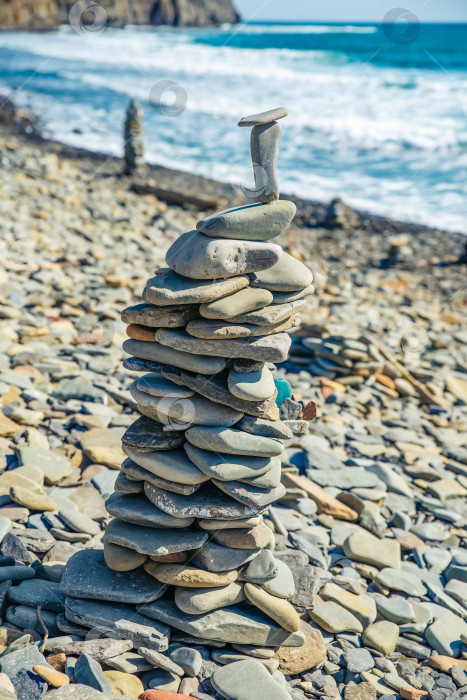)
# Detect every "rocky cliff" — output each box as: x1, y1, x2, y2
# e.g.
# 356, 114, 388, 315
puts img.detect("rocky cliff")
0, 0, 239, 29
